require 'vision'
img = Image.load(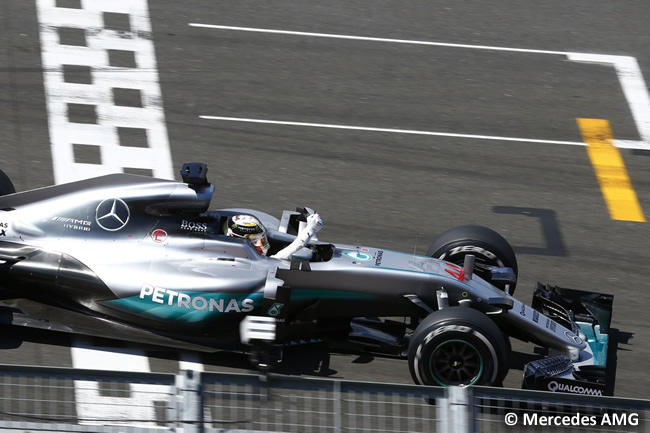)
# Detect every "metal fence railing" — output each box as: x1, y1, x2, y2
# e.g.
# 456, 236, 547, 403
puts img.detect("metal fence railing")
472, 386, 650, 433
0, 365, 175, 433
201, 372, 443, 432
0, 364, 648, 433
